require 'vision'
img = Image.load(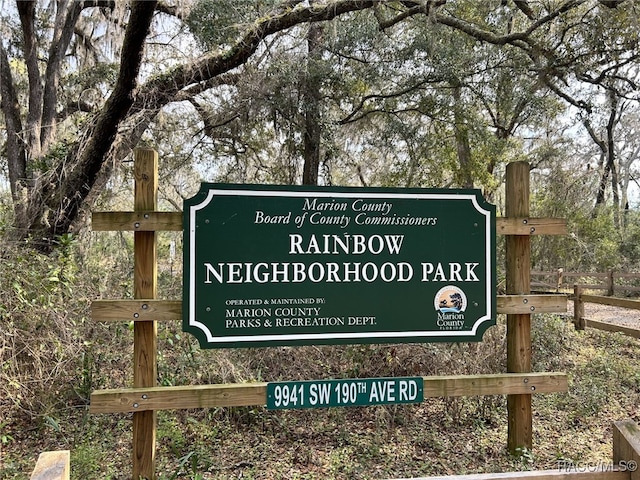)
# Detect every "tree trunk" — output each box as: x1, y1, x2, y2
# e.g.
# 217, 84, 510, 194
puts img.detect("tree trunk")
302, 24, 324, 186
606, 90, 620, 228
9, 1, 158, 251
0, 43, 27, 220
2, 1, 379, 250
451, 81, 473, 188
